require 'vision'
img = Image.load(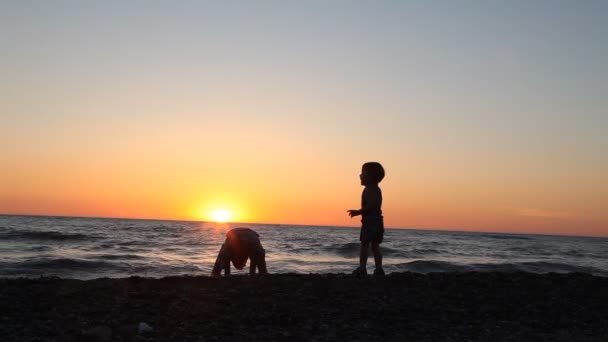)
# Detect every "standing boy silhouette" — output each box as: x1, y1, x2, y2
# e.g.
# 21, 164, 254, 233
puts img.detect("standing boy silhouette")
347, 162, 385, 276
